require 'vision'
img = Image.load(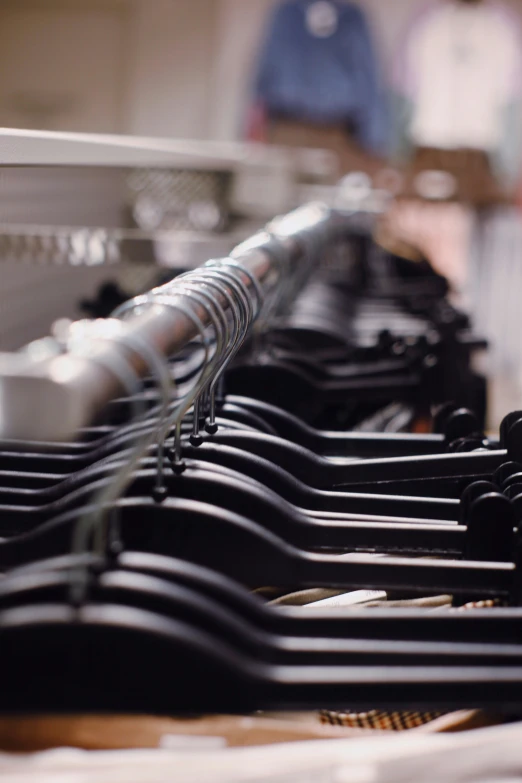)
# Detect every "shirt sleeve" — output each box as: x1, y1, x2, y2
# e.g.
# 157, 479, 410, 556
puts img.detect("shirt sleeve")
349, 6, 389, 154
